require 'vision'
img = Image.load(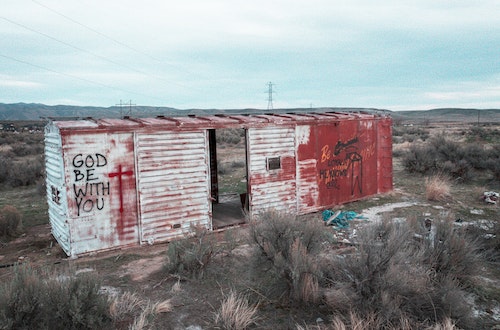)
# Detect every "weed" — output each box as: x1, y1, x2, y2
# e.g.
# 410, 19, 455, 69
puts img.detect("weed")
165, 226, 217, 279
401, 134, 498, 181
216, 128, 244, 145
0, 205, 22, 238
109, 291, 145, 322
0, 264, 112, 330
249, 211, 327, 304
421, 220, 482, 286
425, 175, 451, 202
214, 290, 259, 330
324, 219, 480, 328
